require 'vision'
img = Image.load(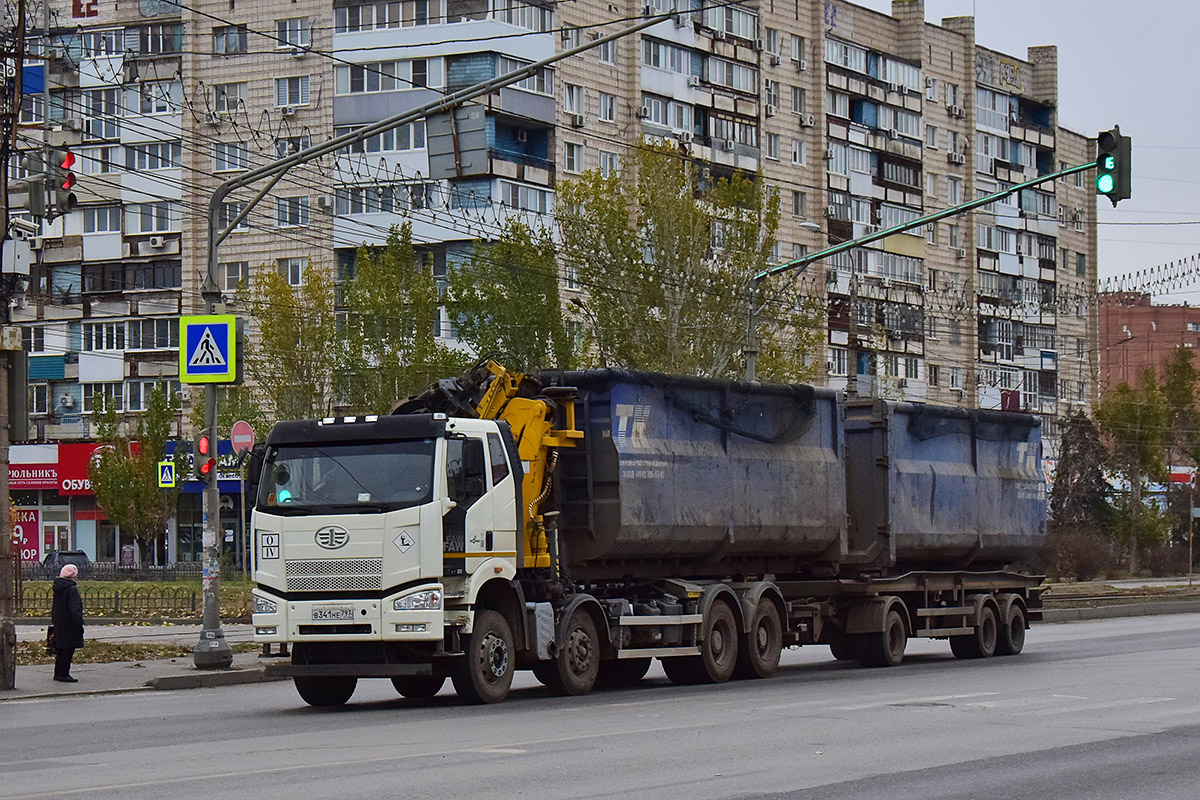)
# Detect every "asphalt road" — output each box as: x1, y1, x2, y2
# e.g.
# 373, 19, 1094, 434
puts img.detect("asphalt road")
5, 614, 1200, 800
